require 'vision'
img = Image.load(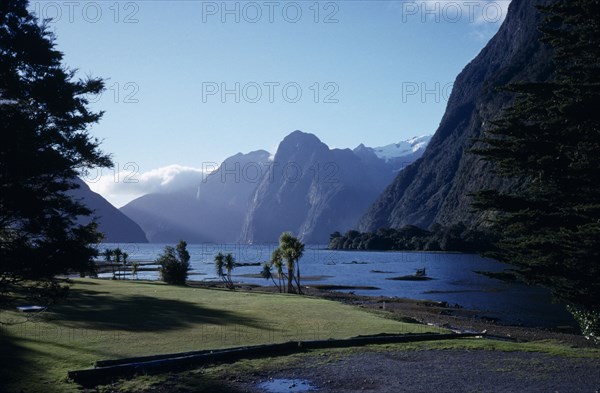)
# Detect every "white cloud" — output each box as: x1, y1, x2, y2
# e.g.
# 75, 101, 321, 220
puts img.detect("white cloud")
84, 164, 208, 207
